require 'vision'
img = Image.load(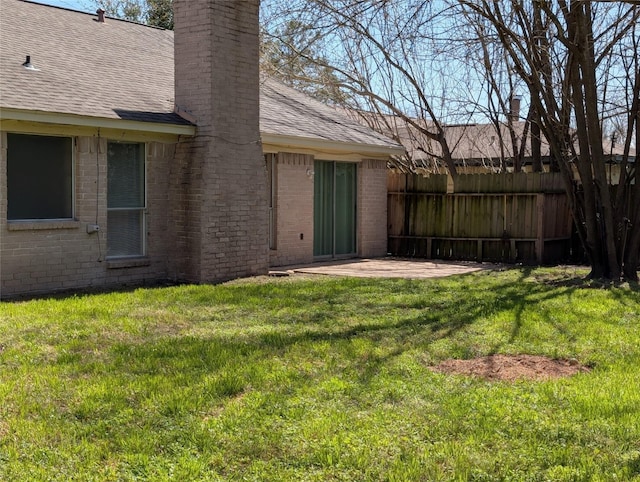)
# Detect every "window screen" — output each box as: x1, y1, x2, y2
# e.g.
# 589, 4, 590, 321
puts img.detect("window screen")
7, 133, 73, 220
107, 142, 145, 257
